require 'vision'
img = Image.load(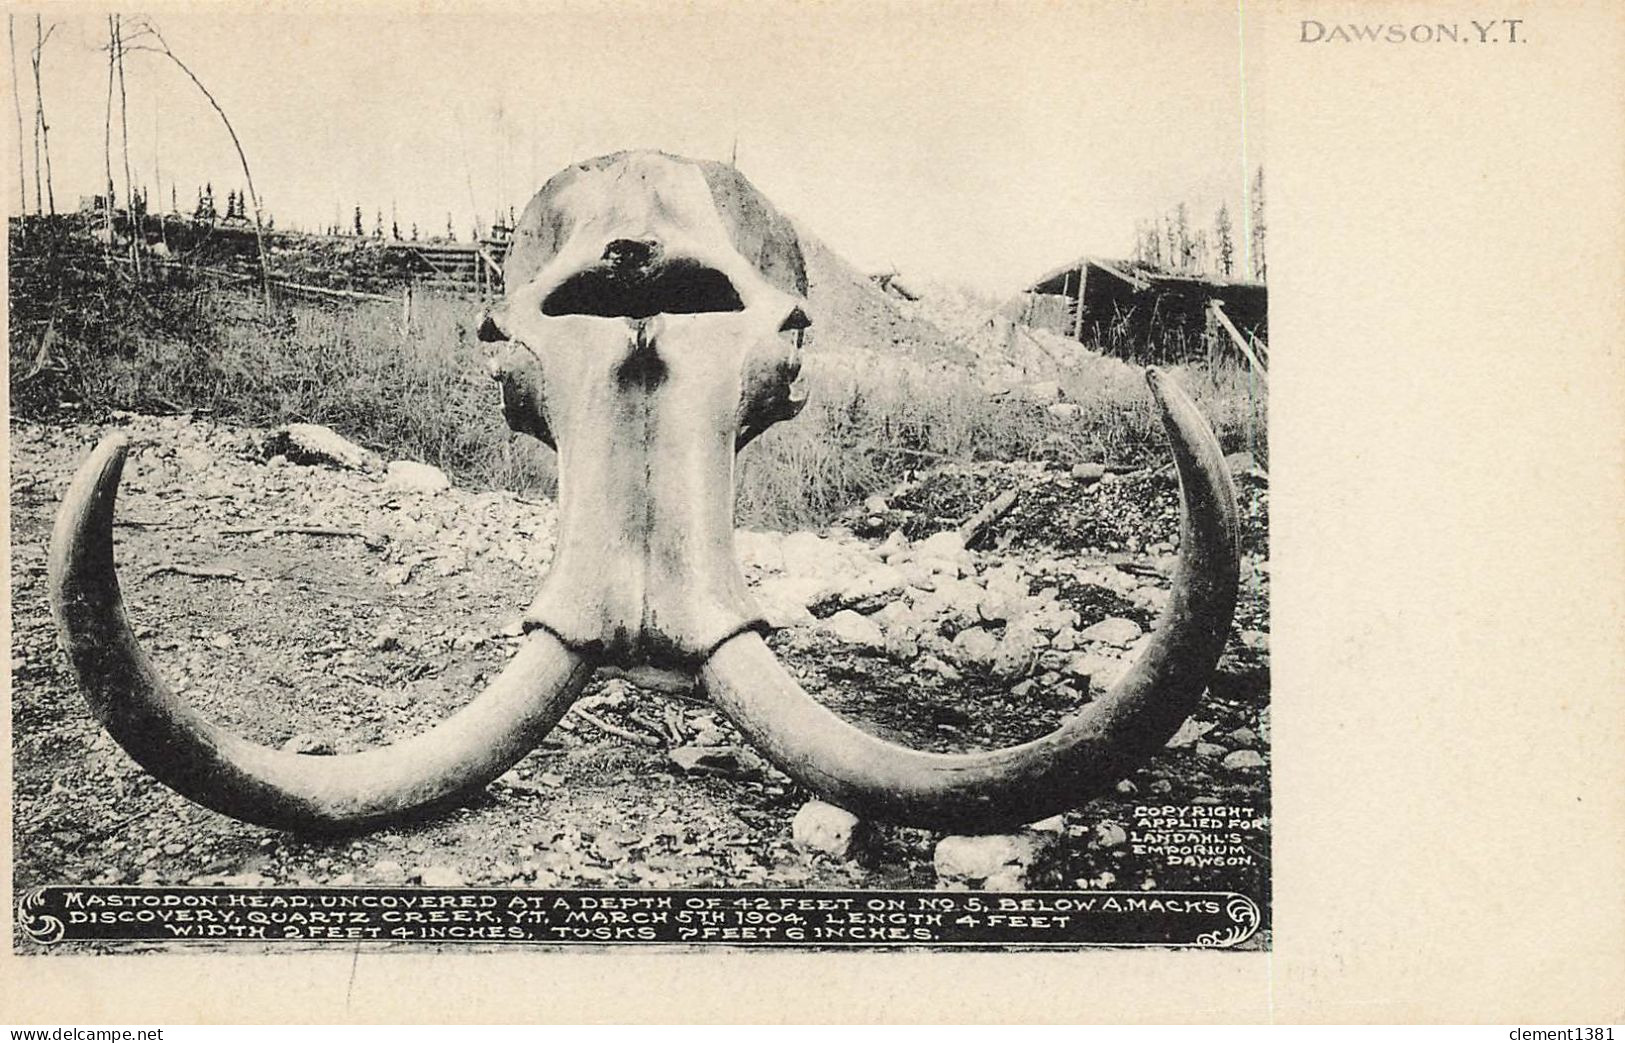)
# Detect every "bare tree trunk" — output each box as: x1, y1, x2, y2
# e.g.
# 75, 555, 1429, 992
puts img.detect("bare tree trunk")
9, 15, 25, 217
115, 16, 140, 279
30, 18, 41, 214
33, 16, 54, 215
135, 24, 270, 307
103, 16, 115, 253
